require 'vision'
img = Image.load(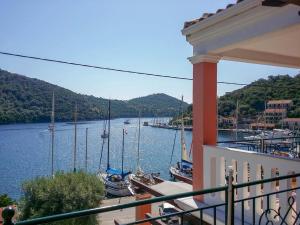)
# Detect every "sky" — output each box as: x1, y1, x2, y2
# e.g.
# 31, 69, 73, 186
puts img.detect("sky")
0, 0, 299, 103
